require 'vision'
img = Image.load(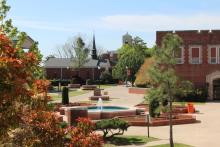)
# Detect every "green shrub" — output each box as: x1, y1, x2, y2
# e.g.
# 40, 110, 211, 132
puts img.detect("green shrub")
86, 79, 93, 85
149, 98, 160, 118
100, 70, 113, 84
175, 87, 208, 102
59, 122, 68, 129
62, 87, 69, 105
95, 118, 130, 139
50, 80, 71, 86
71, 76, 85, 84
